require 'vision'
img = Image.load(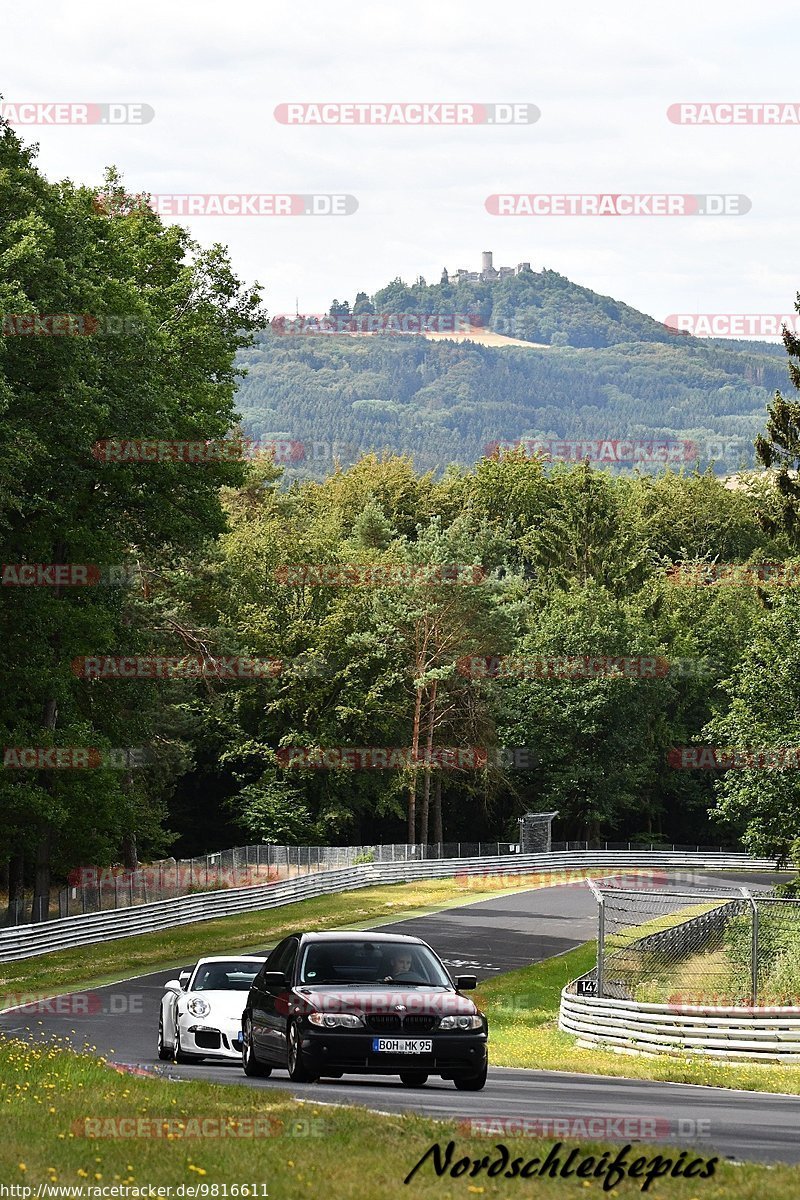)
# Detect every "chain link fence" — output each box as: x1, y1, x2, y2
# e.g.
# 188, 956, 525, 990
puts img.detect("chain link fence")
578, 884, 800, 1007
13, 840, 519, 924
552, 842, 730, 853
